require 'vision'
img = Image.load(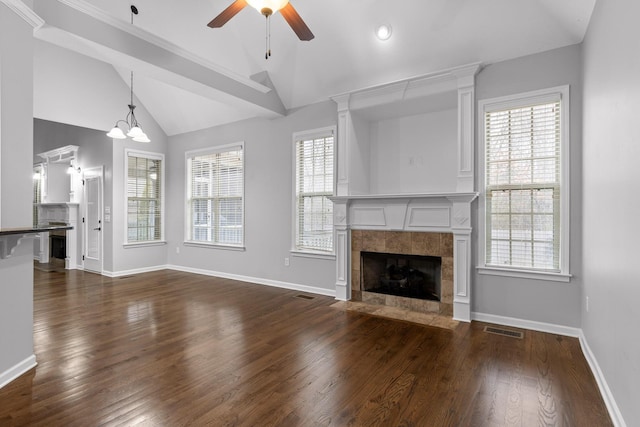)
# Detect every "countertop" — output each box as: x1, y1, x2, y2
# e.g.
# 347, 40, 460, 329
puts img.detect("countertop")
0, 225, 73, 237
